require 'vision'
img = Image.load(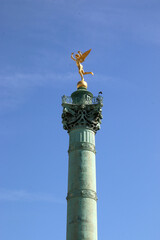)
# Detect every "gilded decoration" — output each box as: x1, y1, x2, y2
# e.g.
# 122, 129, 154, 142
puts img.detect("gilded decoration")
71, 49, 94, 89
